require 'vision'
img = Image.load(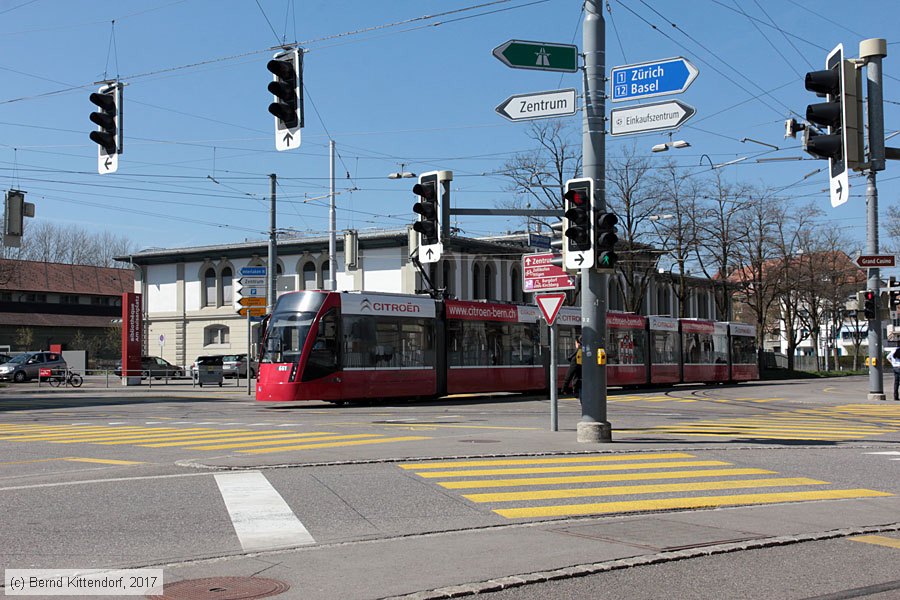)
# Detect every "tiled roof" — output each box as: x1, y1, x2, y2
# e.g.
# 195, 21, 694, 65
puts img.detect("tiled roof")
0, 260, 133, 295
